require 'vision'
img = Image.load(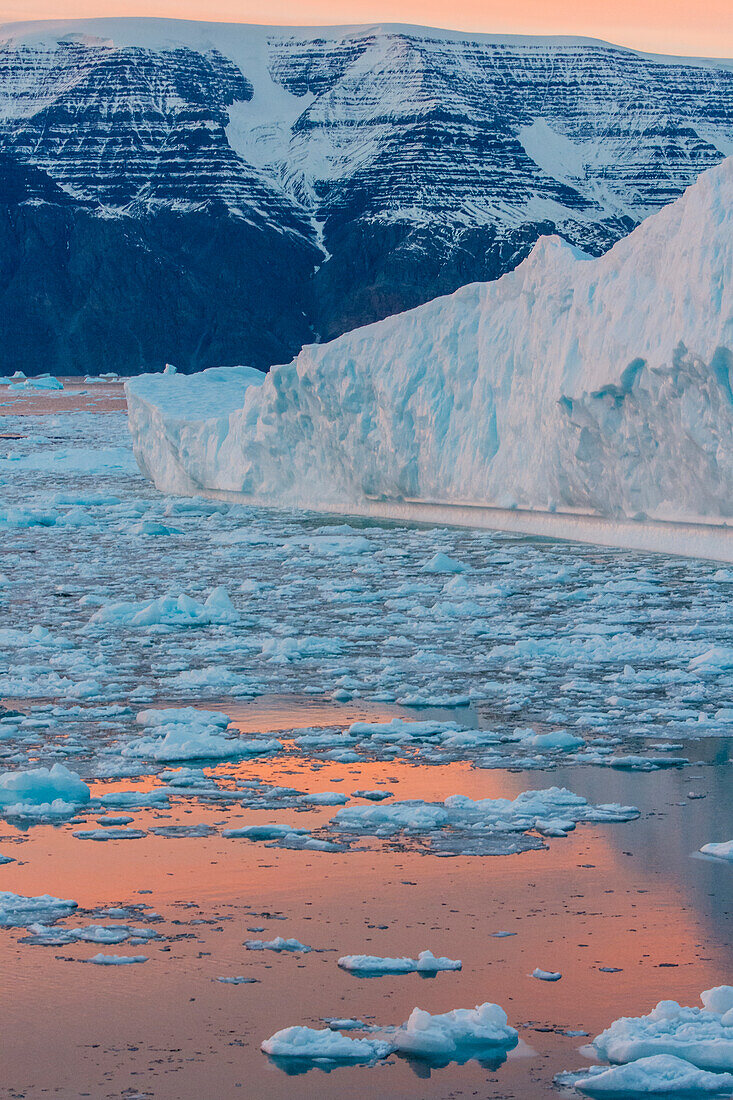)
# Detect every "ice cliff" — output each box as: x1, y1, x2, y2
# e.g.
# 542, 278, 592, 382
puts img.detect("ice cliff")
127, 158, 733, 523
